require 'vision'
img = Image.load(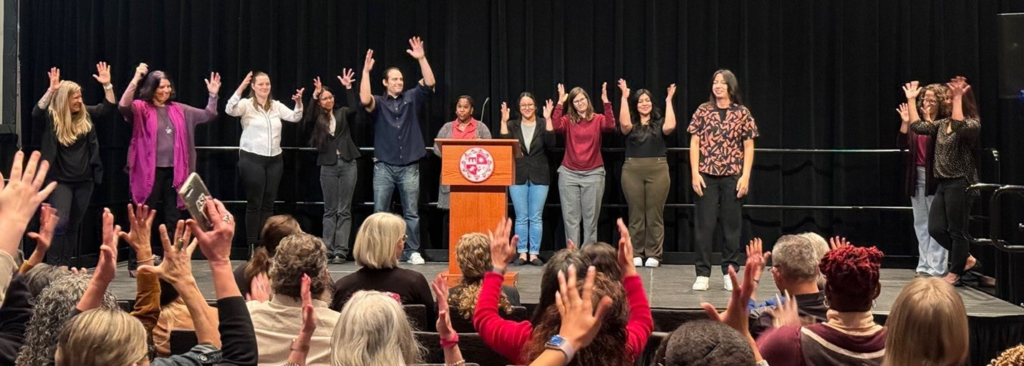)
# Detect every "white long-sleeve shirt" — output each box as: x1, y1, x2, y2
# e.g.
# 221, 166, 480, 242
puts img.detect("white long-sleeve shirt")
226, 94, 303, 156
